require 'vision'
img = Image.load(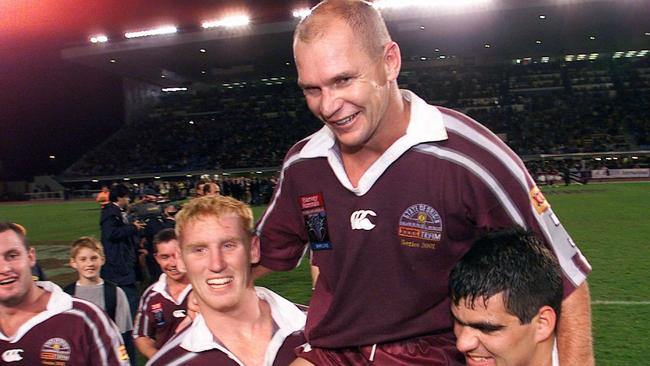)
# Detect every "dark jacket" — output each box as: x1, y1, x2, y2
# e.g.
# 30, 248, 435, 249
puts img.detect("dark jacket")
100, 203, 139, 285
